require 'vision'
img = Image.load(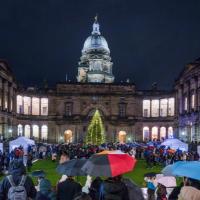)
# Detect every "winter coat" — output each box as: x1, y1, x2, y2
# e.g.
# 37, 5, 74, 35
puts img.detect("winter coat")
0, 159, 37, 200
57, 178, 82, 200
122, 178, 144, 200
36, 179, 56, 200
101, 178, 129, 200
178, 186, 200, 200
